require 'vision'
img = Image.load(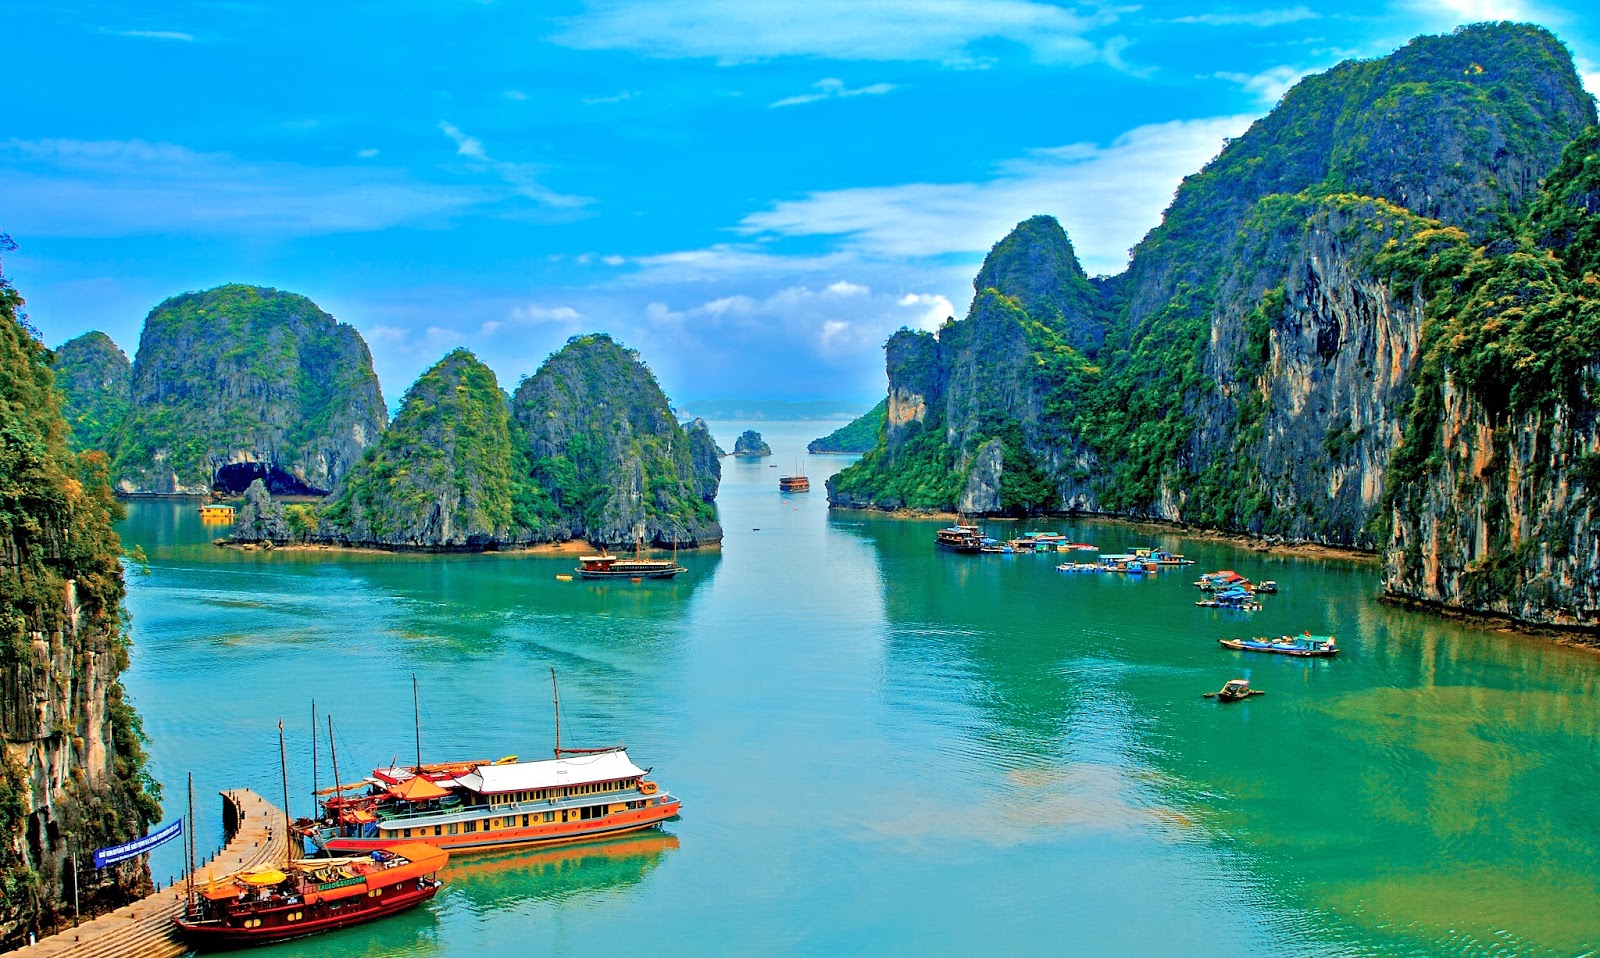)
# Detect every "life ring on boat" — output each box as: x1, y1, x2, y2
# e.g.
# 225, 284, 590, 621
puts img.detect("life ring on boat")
638, 781, 658, 795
